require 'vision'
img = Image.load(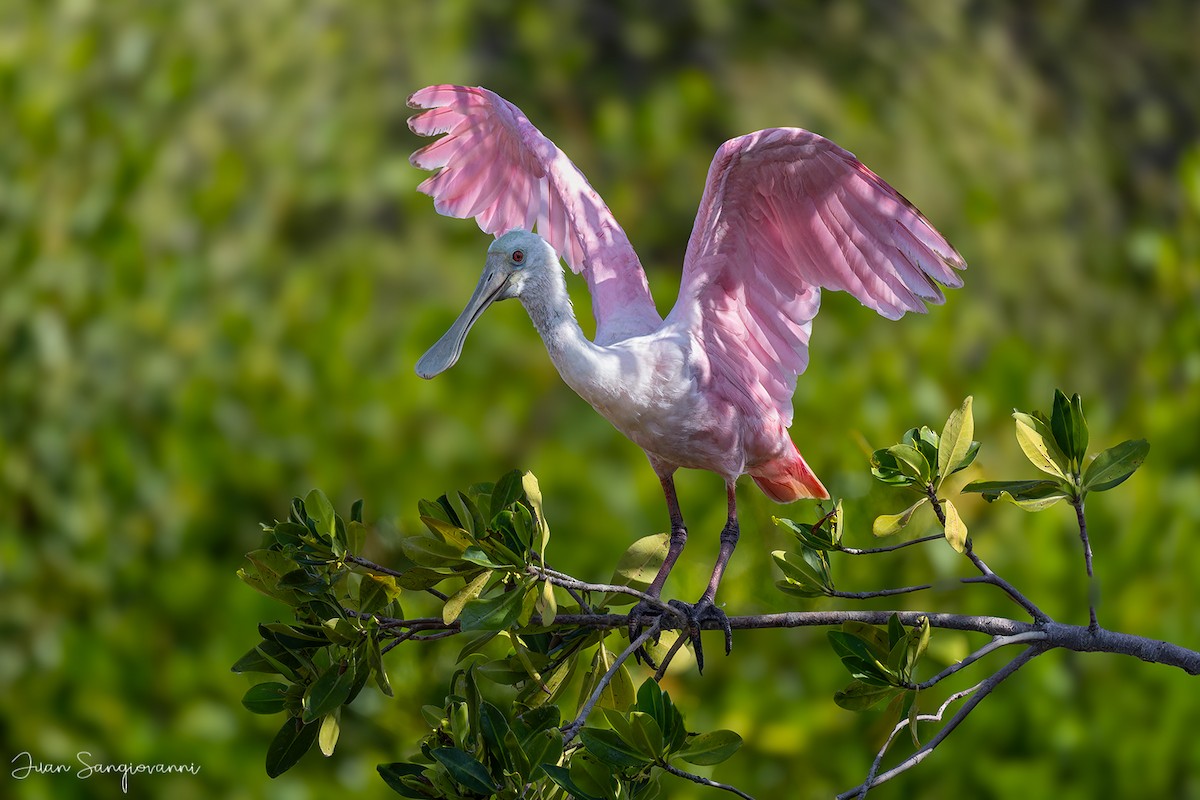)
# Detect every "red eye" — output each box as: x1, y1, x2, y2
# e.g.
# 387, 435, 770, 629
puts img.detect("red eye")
512, 249, 525, 264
